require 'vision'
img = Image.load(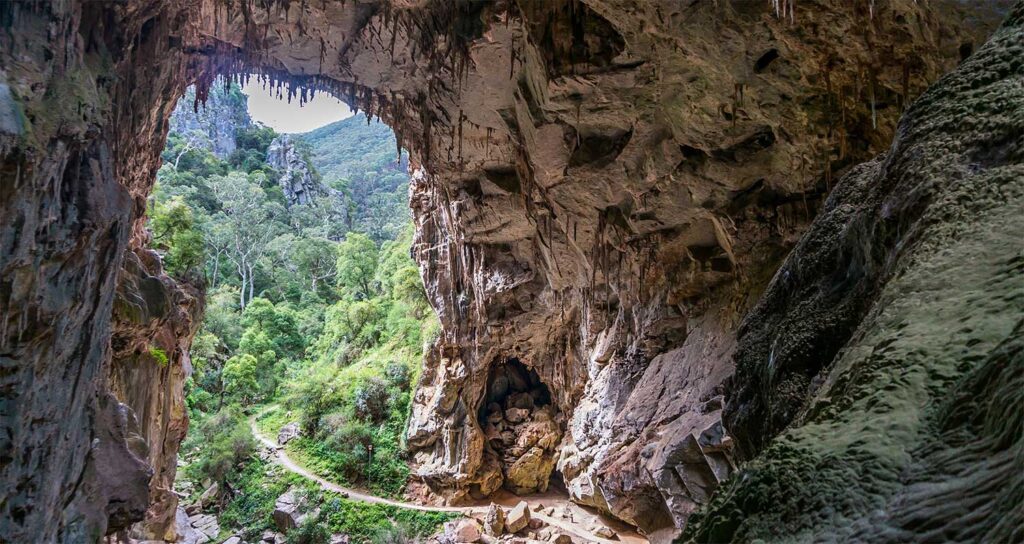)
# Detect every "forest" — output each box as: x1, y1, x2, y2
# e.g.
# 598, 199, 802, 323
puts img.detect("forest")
150, 83, 448, 542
